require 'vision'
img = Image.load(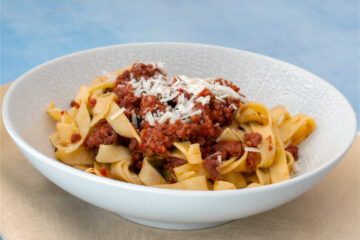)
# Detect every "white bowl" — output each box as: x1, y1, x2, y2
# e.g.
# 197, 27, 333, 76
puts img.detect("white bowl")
2, 43, 357, 230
